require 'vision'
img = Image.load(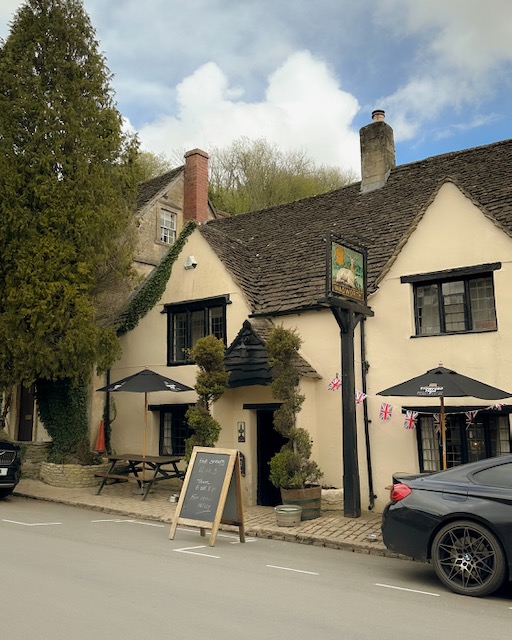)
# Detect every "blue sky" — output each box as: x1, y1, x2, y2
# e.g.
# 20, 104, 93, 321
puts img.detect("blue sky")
1, 0, 512, 176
